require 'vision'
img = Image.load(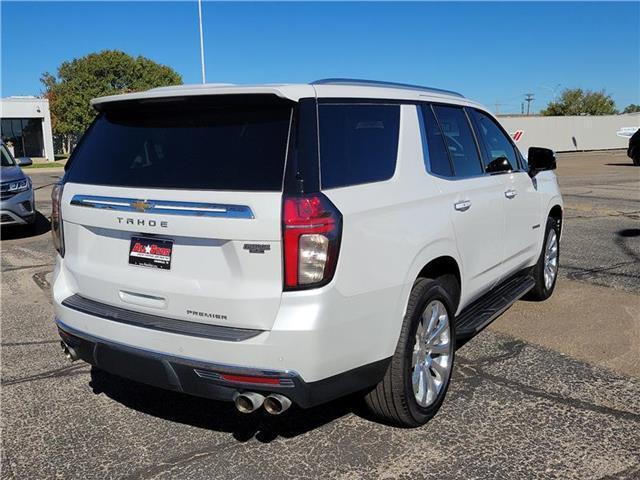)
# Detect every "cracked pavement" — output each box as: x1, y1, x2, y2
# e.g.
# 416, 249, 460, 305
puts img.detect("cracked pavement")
1, 151, 639, 479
